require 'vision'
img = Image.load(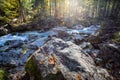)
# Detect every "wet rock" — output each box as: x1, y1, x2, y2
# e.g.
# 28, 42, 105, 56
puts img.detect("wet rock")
90, 49, 100, 58
0, 34, 27, 47
0, 46, 39, 80
72, 25, 84, 29
0, 39, 39, 79
25, 37, 111, 80
0, 40, 24, 52
0, 27, 8, 36
97, 42, 120, 79
78, 42, 100, 58
0, 40, 25, 67
80, 42, 93, 49
9, 70, 26, 80
52, 27, 71, 40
